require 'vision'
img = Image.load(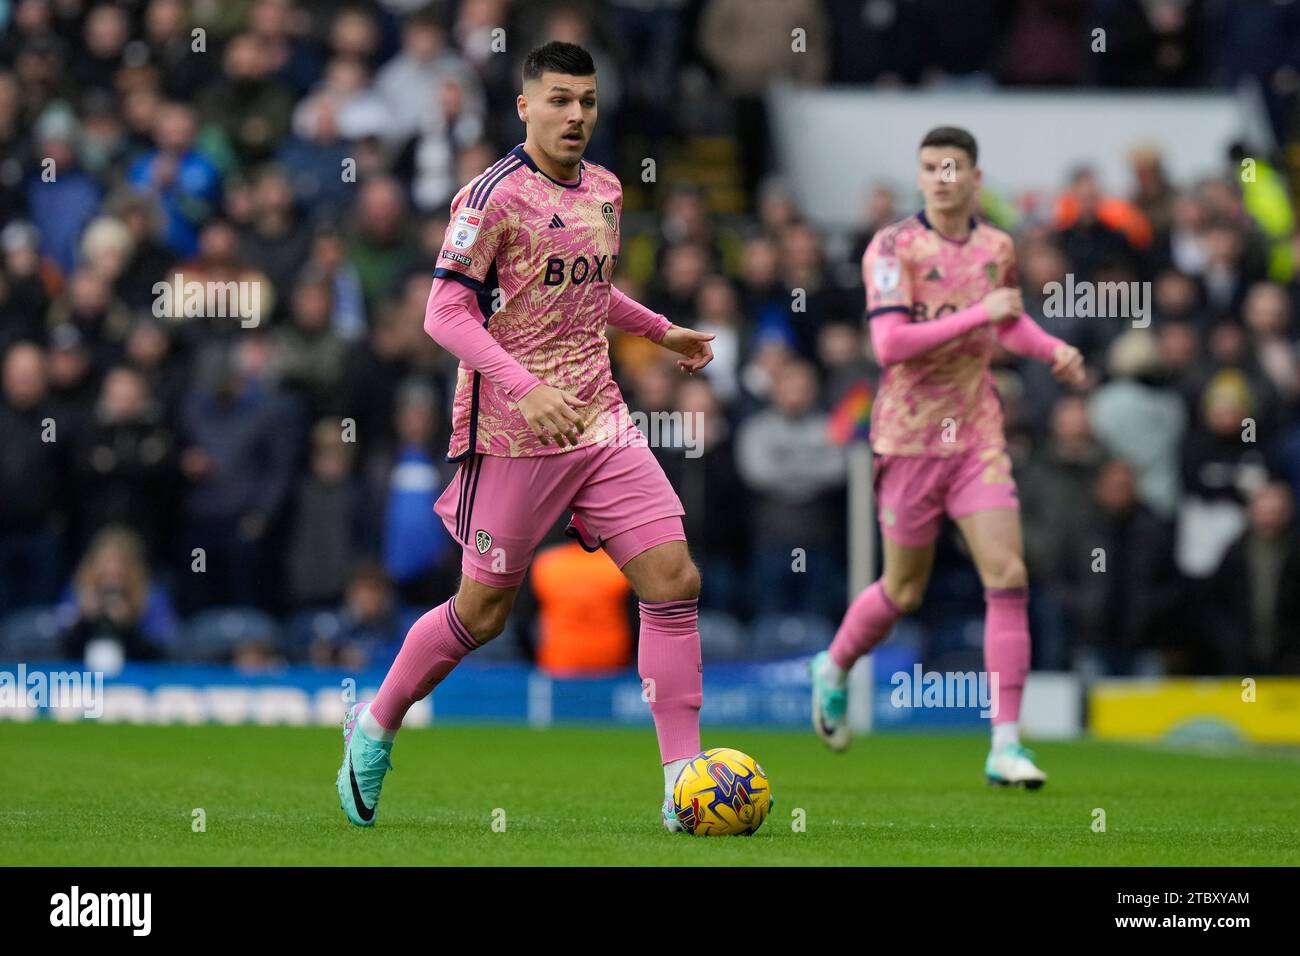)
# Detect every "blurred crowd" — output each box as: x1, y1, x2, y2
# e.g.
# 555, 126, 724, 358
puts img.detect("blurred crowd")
1, 0, 1299, 677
